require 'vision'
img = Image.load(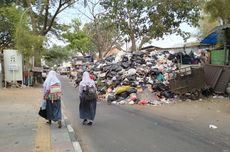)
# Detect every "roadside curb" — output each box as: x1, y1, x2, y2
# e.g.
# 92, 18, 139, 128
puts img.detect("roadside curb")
63, 113, 83, 152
